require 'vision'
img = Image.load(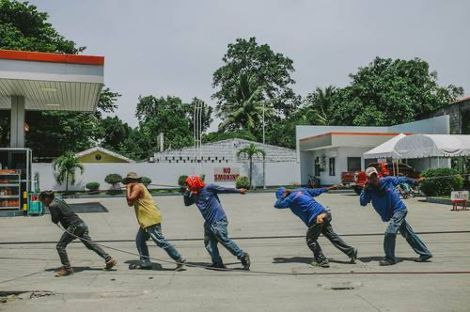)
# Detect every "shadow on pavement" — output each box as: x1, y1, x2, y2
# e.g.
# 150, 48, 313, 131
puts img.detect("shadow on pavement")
272, 257, 312, 264
358, 256, 417, 263
123, 260, 177, 271
45, 266, 105, 273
